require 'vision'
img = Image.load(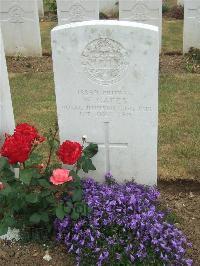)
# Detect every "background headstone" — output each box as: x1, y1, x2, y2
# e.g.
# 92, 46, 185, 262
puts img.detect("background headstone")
177, 0, 184, 6
183, 0, 200, 53
0, 27, 15, 145
100, 0, 118, 17
119, 0, 162, 51
0, 0, 42, 56
51, 20, 159, 185
38, 0, 44, 17
56, 0, 99, 25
